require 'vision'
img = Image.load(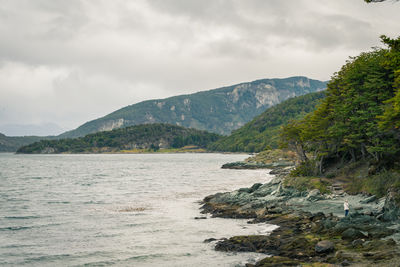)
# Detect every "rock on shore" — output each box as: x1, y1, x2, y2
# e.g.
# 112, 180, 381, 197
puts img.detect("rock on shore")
201, 171, 400, 266
221, 161, 293, 169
